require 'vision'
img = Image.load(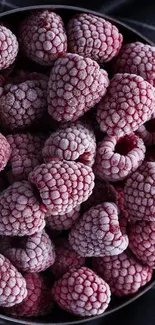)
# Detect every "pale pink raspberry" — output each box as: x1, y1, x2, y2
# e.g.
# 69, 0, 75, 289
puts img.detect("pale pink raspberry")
0, 254, 27, 307
136, 118, 155, 146
124, 162, 155, 221
46, 205, 80, 231
0, 180, 46, 236
52, 267, 111, 317
0, 133, 11, 171
94, 133, 145, 182
19, 10, 67, 65
67, 13, 123, 63
42, 121, 96, 167
47, 53, 109, 122
69, 202, 128, 257
28, 161, 95, 215
6, 273, 54, 316
97, 73, 155, 137
50, 238, 85, 280
0, 26, 18, 70
92, 250, 153, 296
